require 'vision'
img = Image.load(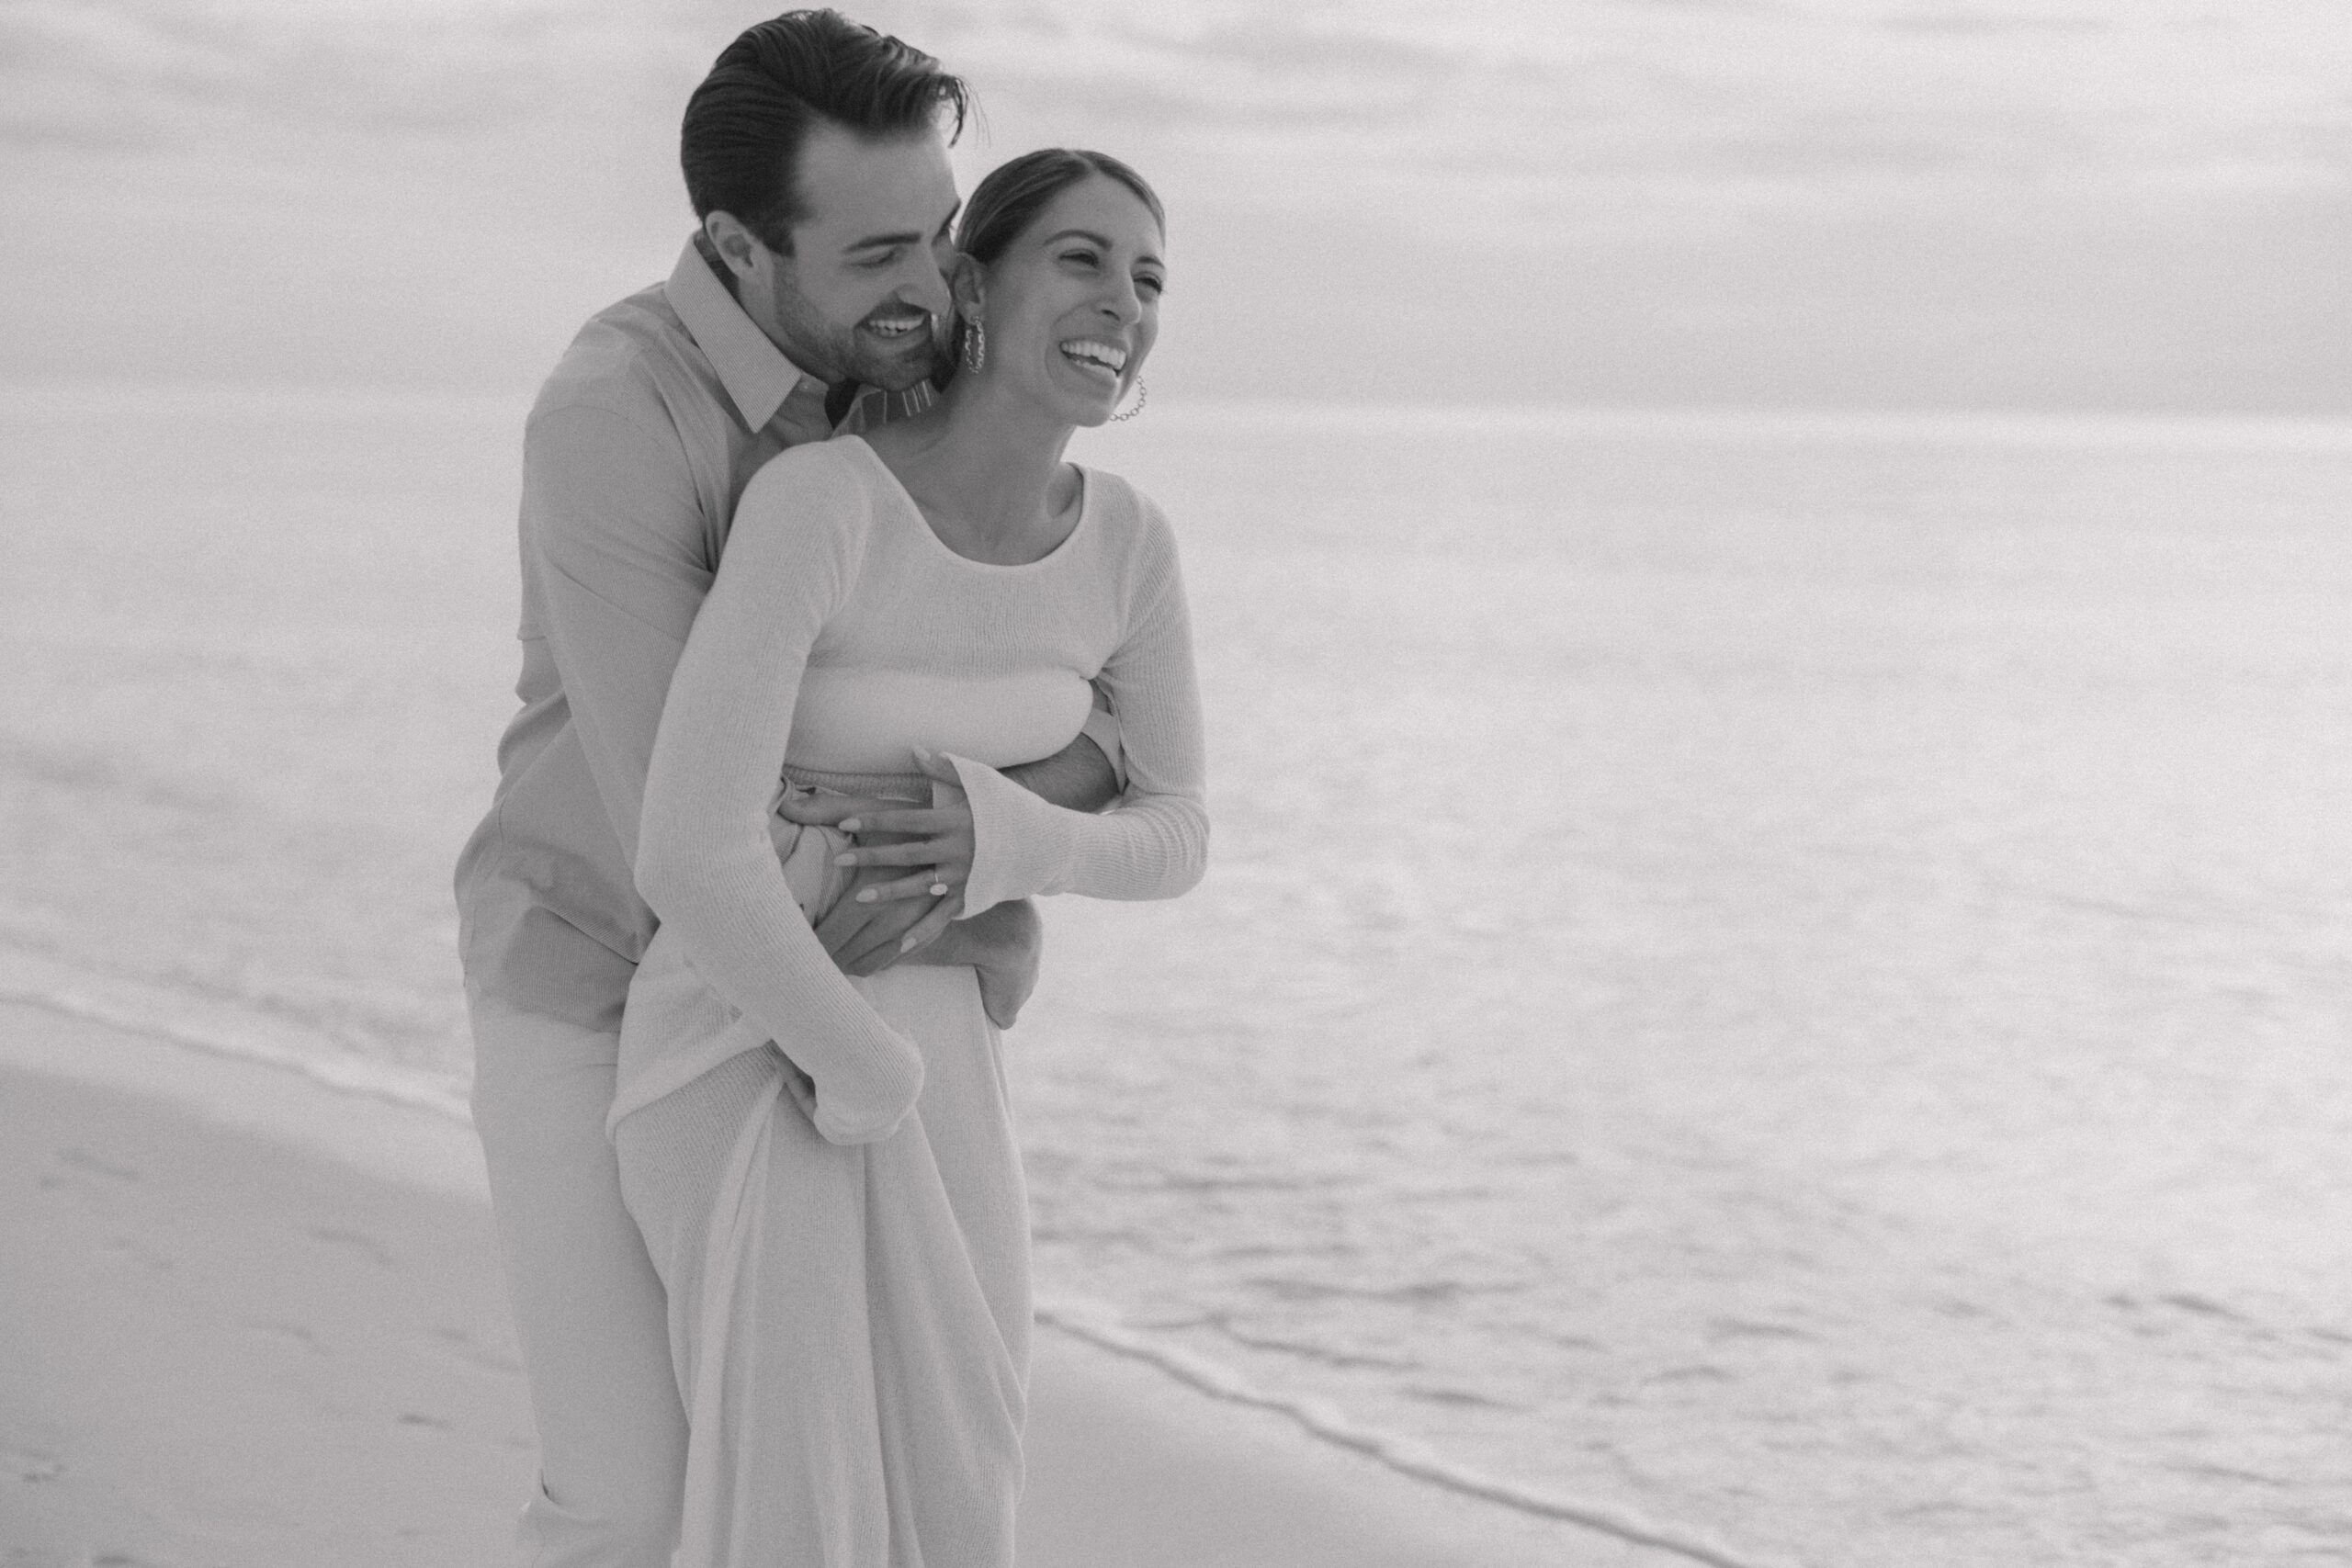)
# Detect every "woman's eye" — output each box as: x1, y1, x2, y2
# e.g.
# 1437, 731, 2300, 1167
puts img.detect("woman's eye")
1136, 275, 1165, 298
1060, 249, 1100, 267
